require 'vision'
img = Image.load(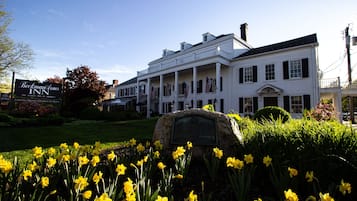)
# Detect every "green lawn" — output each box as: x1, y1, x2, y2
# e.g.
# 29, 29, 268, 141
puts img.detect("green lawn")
0, 118, 158, 152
